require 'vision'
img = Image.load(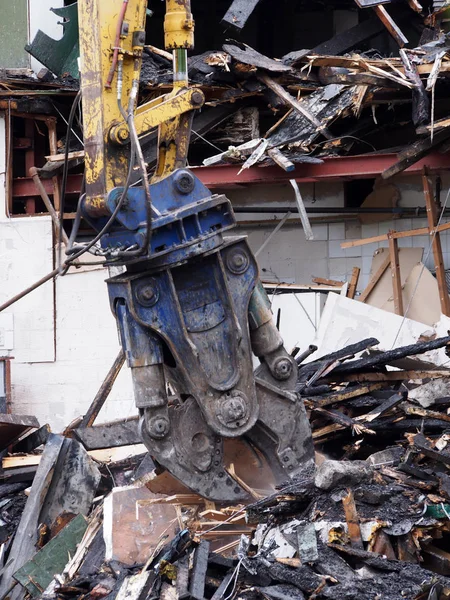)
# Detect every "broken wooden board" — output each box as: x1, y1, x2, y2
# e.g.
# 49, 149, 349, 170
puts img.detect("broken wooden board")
0, 413, 40, 451
0, 434, 100, 600
13, 514, 88, 597
73, 417, 140, 450
267, 84, 358, 149
382, 127, 450, 179
221, 0, 261, 31
2, 444, 148, 470
11, 424, 51, 453
103, 484, 179, 566
223, 43, 292, 73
